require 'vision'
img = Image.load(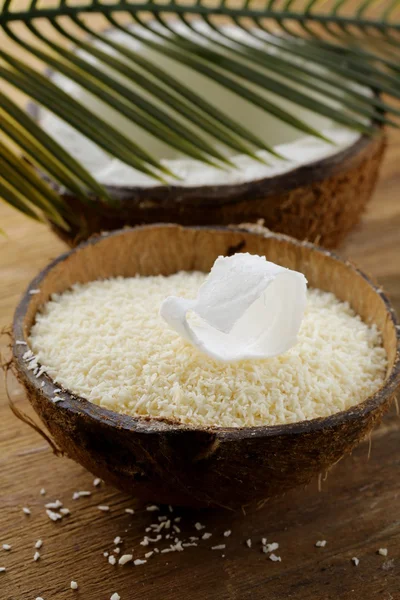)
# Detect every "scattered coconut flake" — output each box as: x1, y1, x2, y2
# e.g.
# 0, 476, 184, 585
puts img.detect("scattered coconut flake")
36, 366, 47, 378
46, 509, 62, 522
146, 505, 159, 512
41, 382, 45, 388
0, 567, 6, 572
195, 523, 205, 531
173, 525, 181, 534
118, 554, 133, 566
352, 557, 360, 566
70, 581, 78, 590
211, 545, 226, 551
134, 559, 147, 566
378, 548, 388, 556
140, 538, 149, 547
72, 491, 91, 500
265, 542, 279, 553
158, 516, 167, 522
52, 397, 63, 403
108, 555, 116, 565
2, 544, 11, 551
189, 536, 199, 542
34, 551, 40, 561
35, 540, 43, 549
165, 520, 171, 529
29, 289, 40, 294
246, 539, 252, 548
182, 543, 197, 547
224, 530, 231, 538
145, 550, 154, 559
22, 507, 31, 515
93, 478, 101, 487
125, 509, 134, 515
168, 505, 173, 513
261, 538, 267, 545
172, 541, 184, 552
53, 388, 61, 393
161, 548, 172, 554
98, 506, 110, 512
110, 594, 120, 600
174, 517, 181, 523
103, 552, 109, 558
45, 500, 62, 509
269, 553, 281, 562
202, 533, 212, 540
114, 548, 120, 554
16, 340, 27, 345
315, 540, 327, 548
114, 536, 122, 545
59, 508, 70, 516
